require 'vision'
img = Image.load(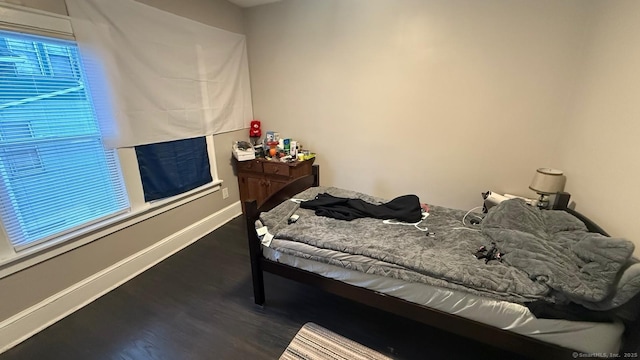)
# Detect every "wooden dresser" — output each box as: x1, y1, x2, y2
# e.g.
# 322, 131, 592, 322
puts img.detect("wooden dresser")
236, 158, 316, 213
